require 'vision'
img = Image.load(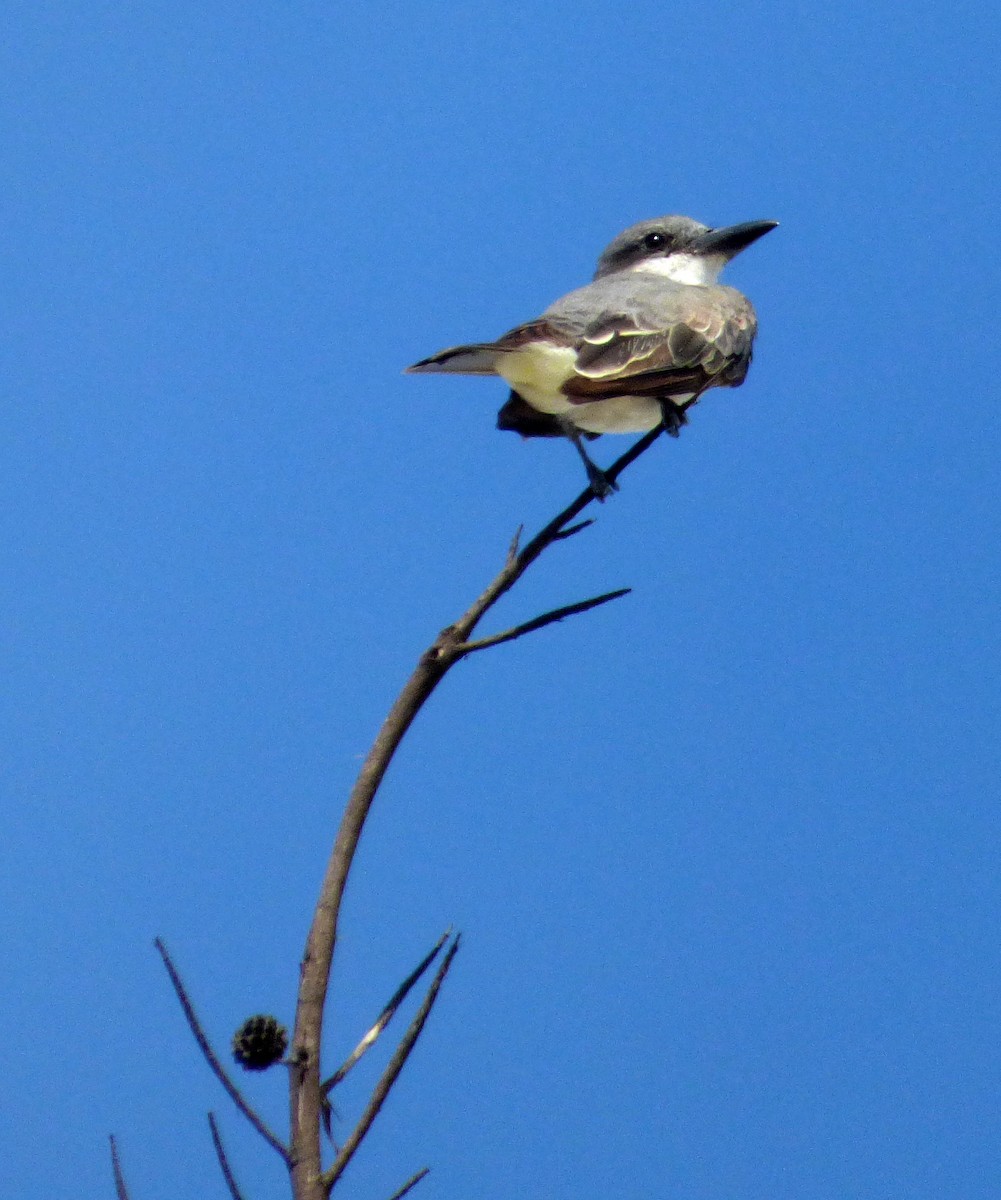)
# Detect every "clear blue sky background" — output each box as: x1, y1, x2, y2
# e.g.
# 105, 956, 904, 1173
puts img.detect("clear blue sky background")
2, 3, 999, 1198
